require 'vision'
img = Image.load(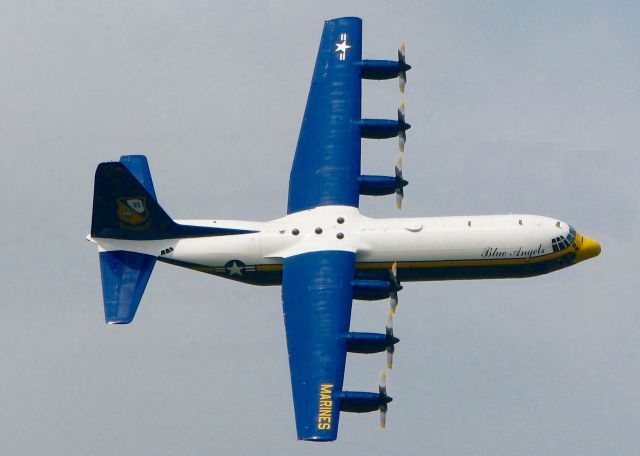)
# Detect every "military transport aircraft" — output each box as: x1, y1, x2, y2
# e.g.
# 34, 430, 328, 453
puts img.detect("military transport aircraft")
88, 17, 601, 441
